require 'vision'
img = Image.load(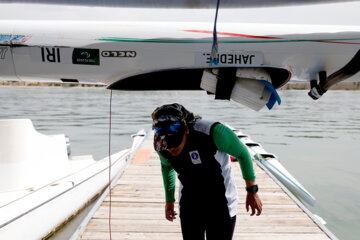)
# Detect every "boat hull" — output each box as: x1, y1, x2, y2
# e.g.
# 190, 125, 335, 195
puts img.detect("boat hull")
0, 150, 130, 239
231, 128, 316, 206
0, 119, 147, 239
1, 2, 360, 88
